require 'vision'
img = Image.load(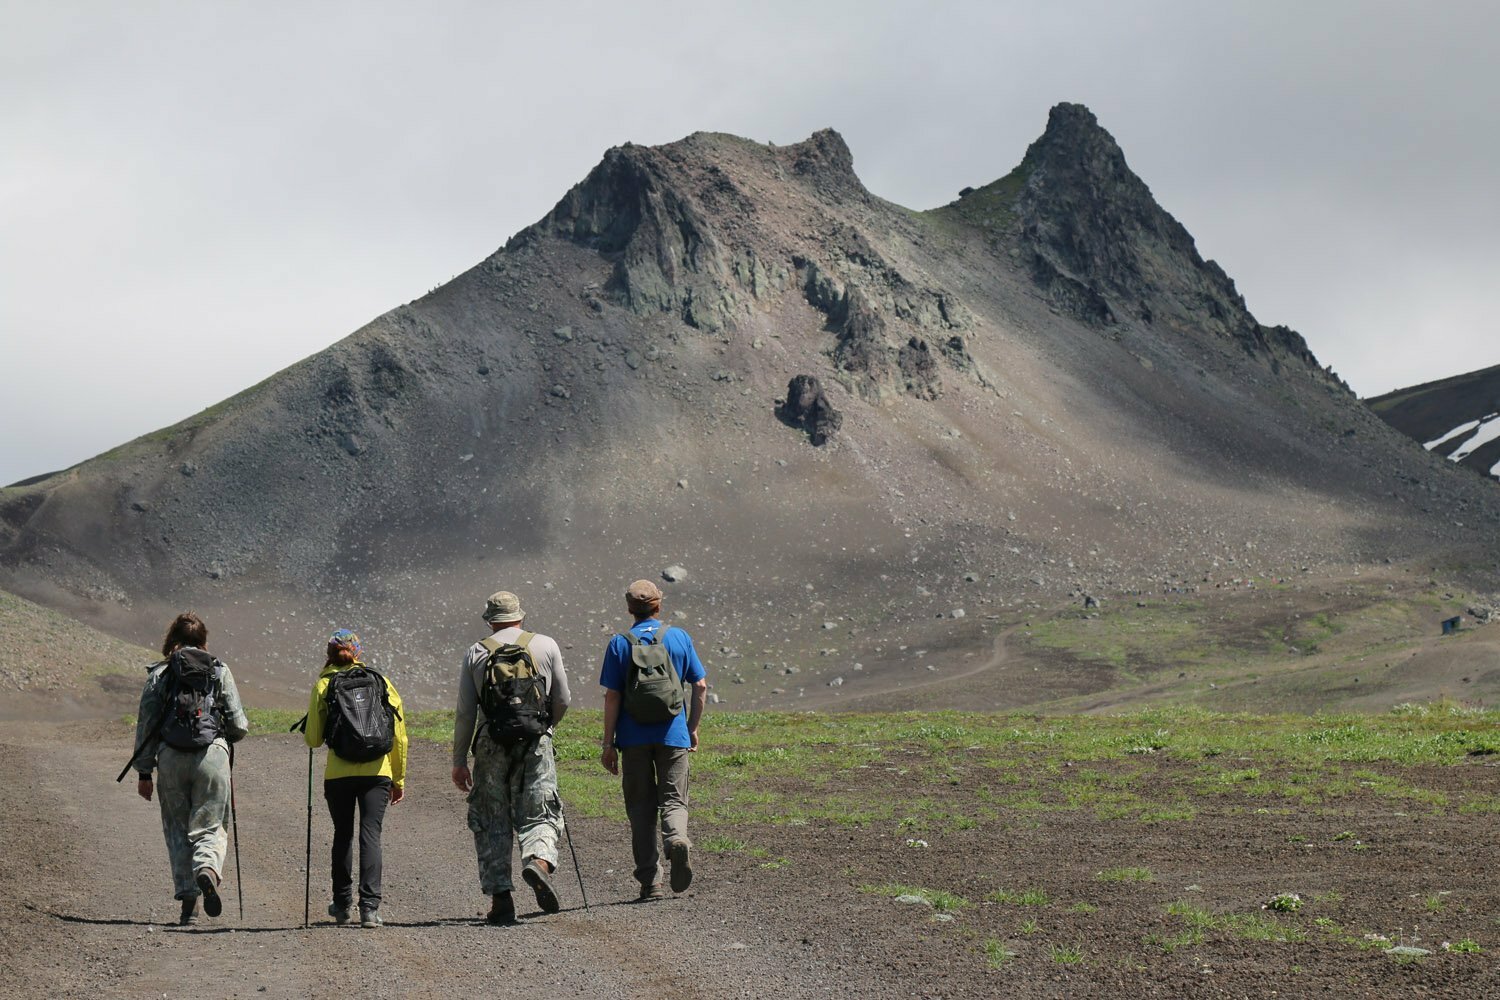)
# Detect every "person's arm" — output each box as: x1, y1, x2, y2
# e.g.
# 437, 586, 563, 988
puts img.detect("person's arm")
388, 680, 407, 804
686, 679, 708, 751
218, 666, 250, 742
546, 639, 571, 729
452, 649, 479, 791
303, 676, 327, 749
134, 665, 166, 799
600, 689, 622, 775
680, 633, 709, 751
